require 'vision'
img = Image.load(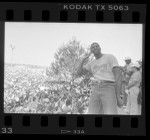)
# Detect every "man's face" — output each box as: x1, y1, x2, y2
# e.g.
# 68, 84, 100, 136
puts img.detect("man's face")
90, 43, 101, 55
125, 59, 131, 64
